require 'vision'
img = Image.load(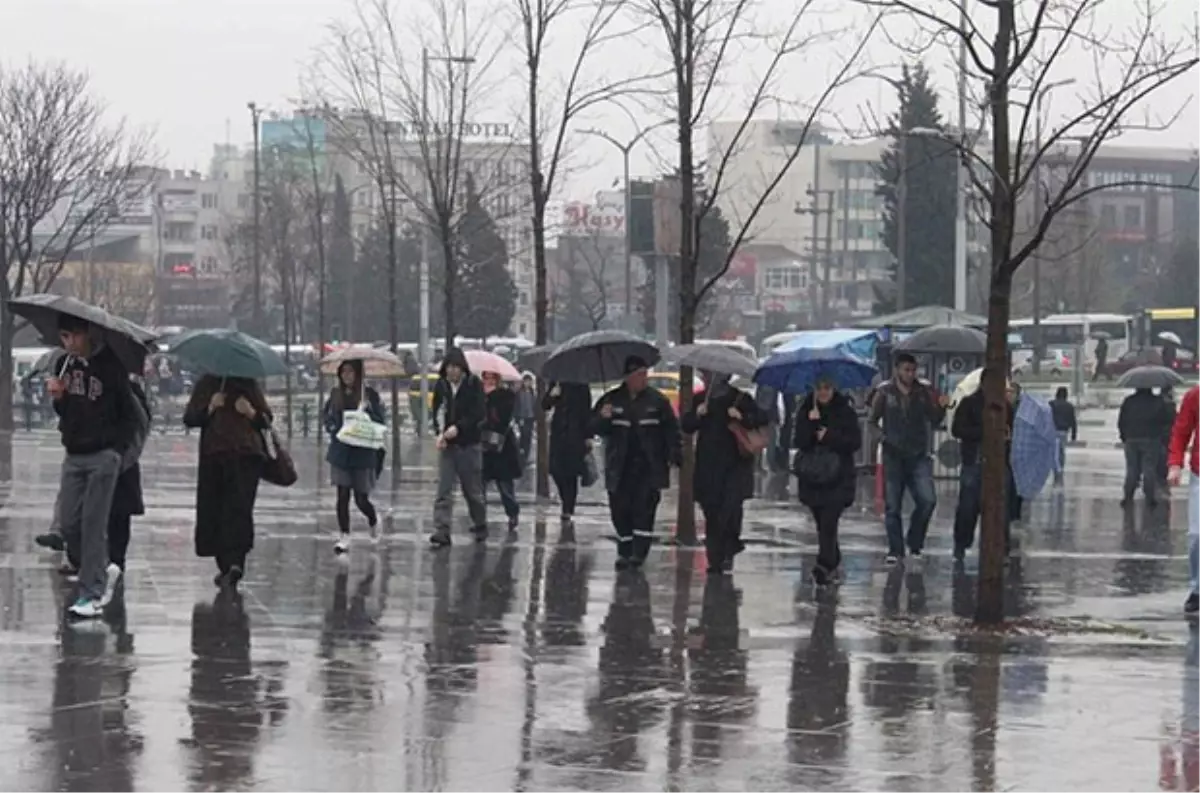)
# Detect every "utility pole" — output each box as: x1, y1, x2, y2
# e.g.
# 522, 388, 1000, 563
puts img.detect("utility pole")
808, 139, 822, 325
796, 187, 836, 326
823, 190, 835, 324
247, 101, 263, 337
953, 0, 968, 312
